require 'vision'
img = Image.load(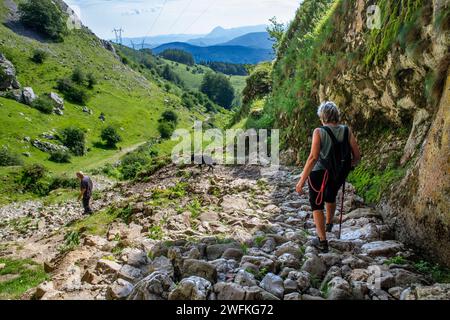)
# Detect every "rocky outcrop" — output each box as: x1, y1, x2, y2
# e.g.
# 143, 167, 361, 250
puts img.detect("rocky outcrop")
0, 53, 20, 90
48, 92, 64, 115
31, 139, 68, 154
383, 71, 450, 266
100, 40, 119, 59
22, 87, 36, 105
